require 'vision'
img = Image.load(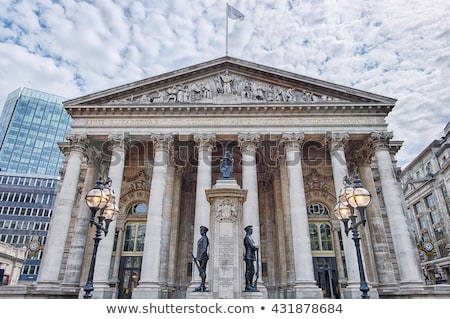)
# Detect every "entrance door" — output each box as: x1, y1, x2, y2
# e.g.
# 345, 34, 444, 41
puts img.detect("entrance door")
118, 256, 142, 299
313, 257, 340, 299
